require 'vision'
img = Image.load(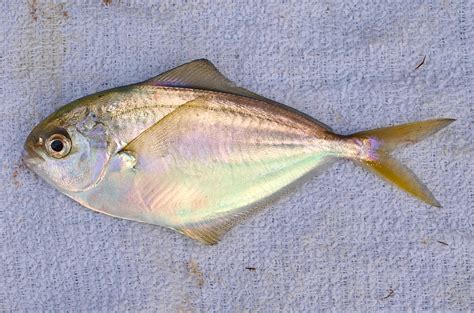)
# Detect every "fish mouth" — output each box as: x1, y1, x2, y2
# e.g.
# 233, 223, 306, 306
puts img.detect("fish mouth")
23, 140, 43, 168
